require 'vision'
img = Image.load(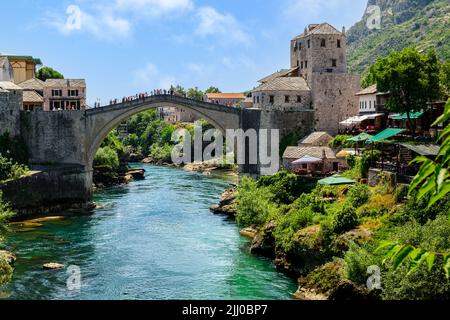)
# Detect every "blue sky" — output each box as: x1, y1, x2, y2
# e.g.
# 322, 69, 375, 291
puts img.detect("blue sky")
0, 0, 367, 105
